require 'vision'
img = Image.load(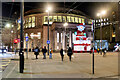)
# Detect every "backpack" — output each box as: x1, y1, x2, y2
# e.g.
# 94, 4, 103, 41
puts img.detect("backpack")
34, 49, 38, 52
